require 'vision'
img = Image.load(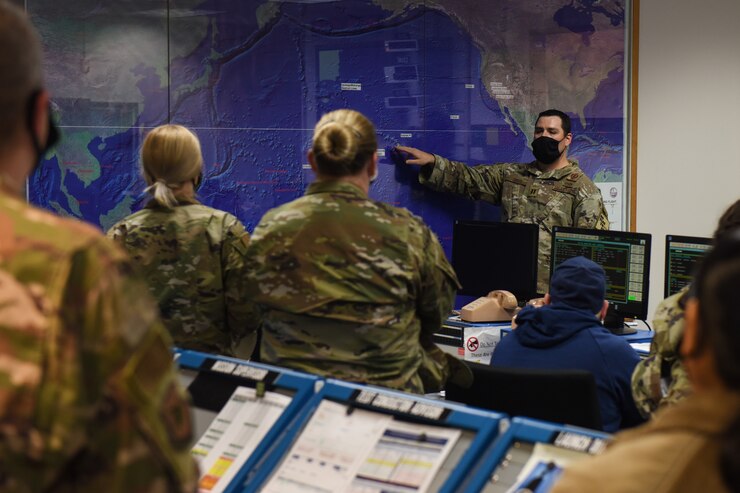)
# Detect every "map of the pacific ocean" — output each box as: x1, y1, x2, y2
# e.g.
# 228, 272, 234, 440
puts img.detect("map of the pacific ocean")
27, 0, 629, 257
